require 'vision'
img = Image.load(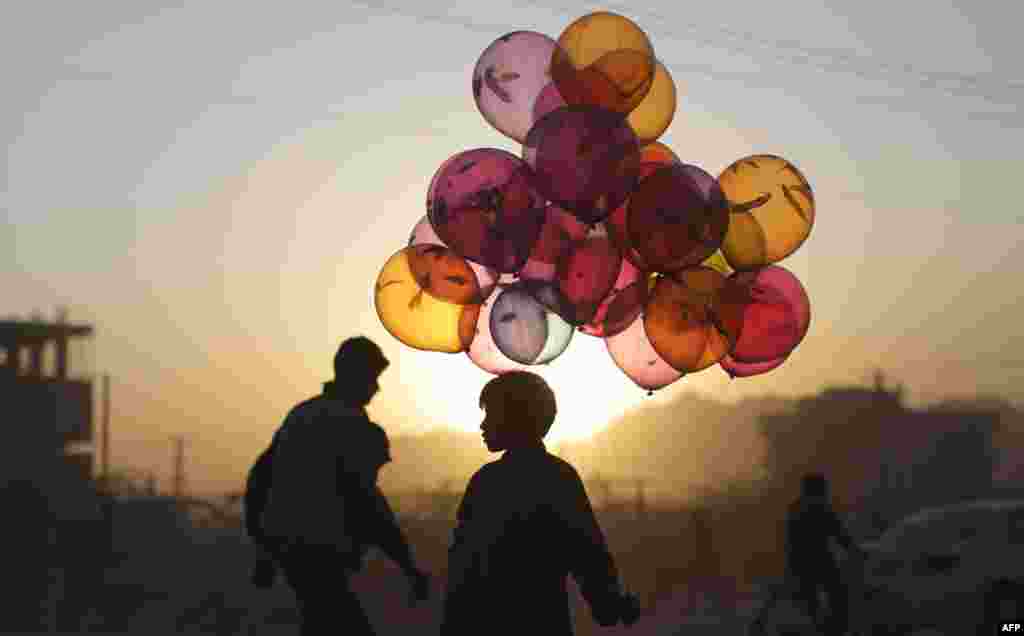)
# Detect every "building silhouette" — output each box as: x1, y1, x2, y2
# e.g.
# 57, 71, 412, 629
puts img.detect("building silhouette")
0, 311, 104, 630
